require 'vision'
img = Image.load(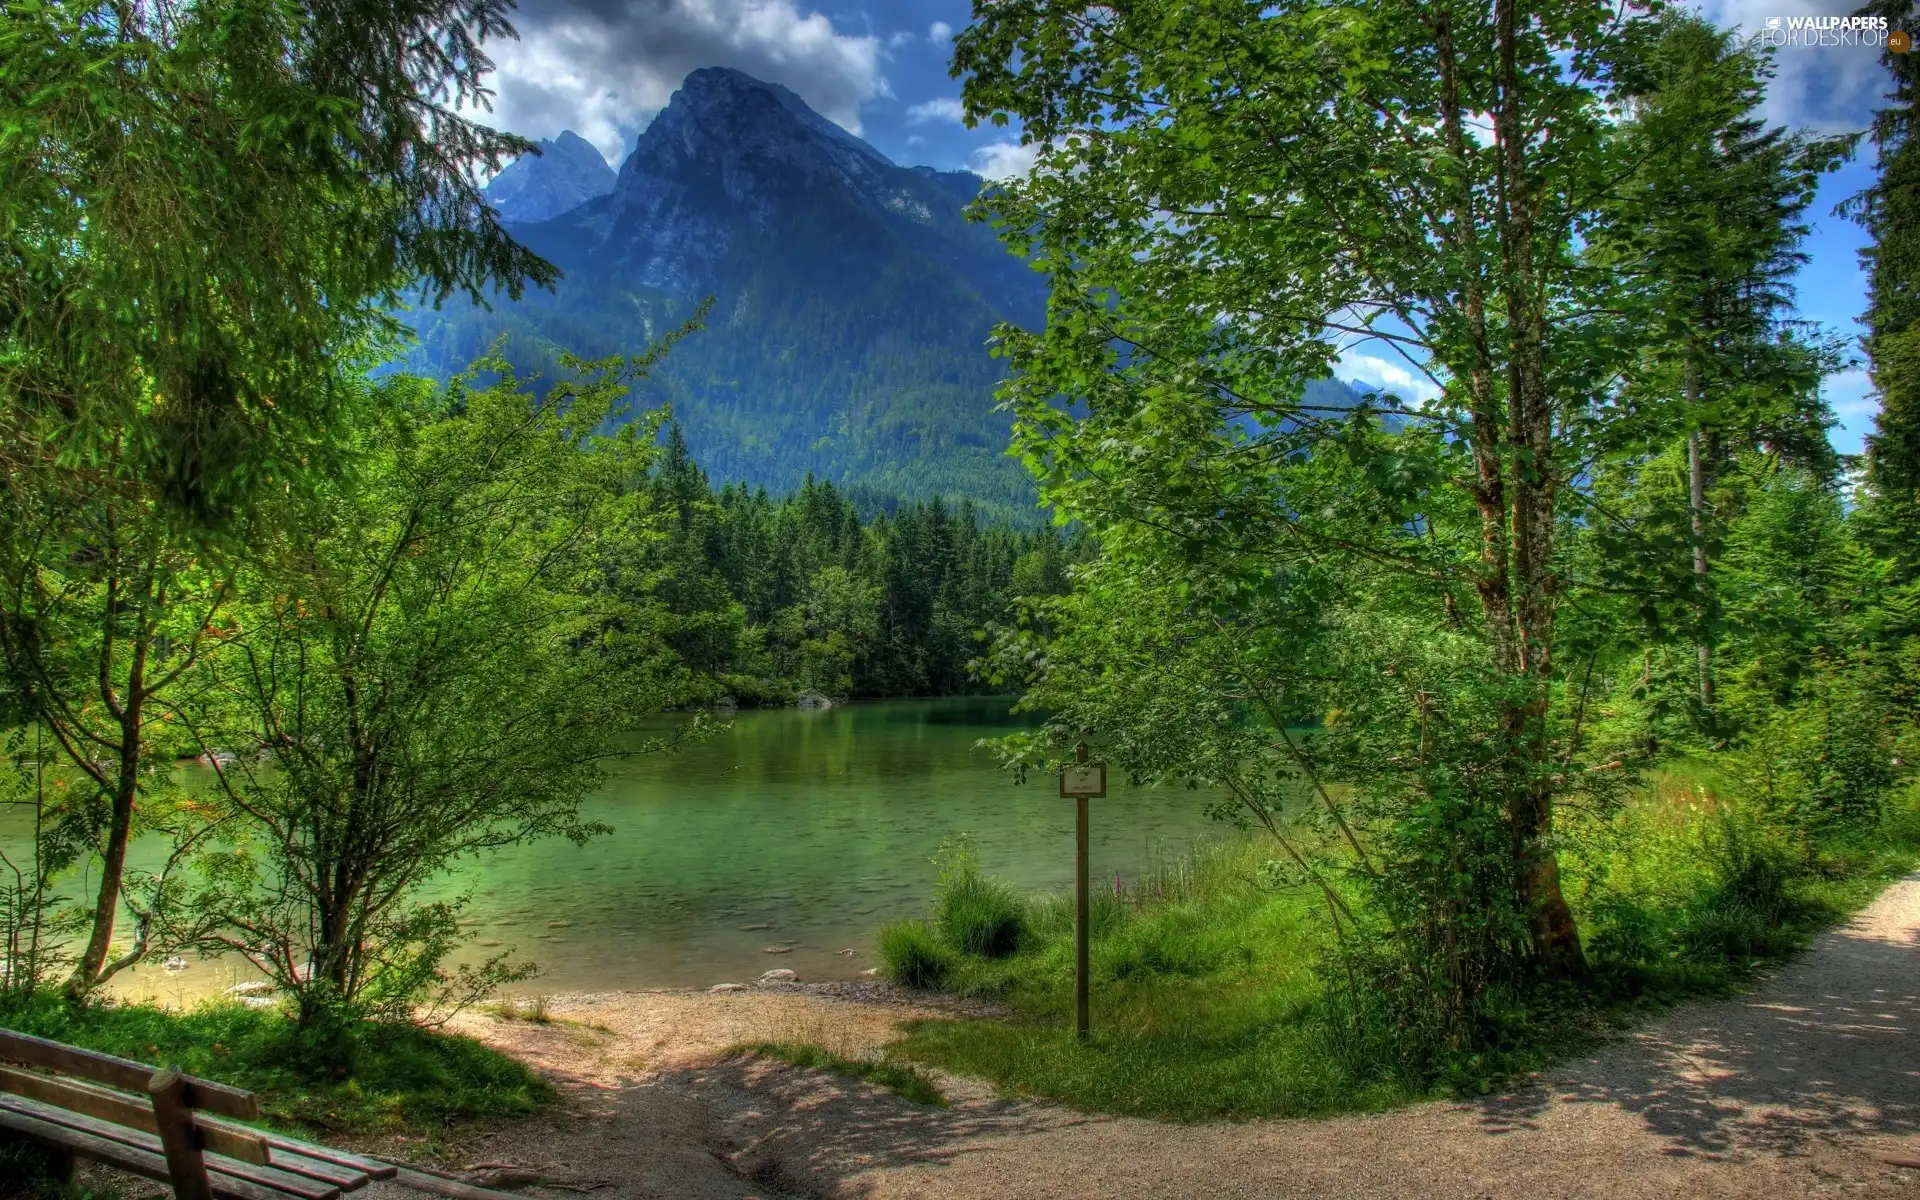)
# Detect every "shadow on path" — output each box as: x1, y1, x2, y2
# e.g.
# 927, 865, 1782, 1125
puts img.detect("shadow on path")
1470, 886, 1920, 1159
